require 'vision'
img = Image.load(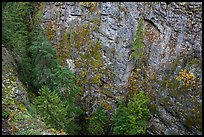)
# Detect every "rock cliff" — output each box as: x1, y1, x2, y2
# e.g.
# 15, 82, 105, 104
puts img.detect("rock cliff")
40, 2, 202, 135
